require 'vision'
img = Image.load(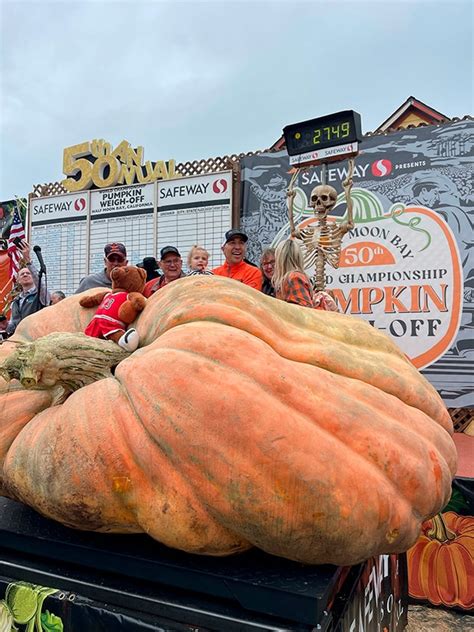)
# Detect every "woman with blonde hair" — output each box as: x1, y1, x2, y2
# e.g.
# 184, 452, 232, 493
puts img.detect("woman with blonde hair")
272, 239, 338, 311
